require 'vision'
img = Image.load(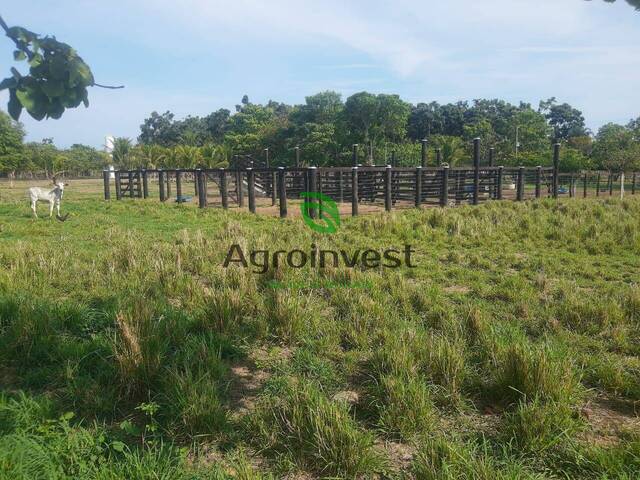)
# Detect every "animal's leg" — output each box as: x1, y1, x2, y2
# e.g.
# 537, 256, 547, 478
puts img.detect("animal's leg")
56, 201, 61, 217
49, 202, 54, 218
31, 200, 38, 218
